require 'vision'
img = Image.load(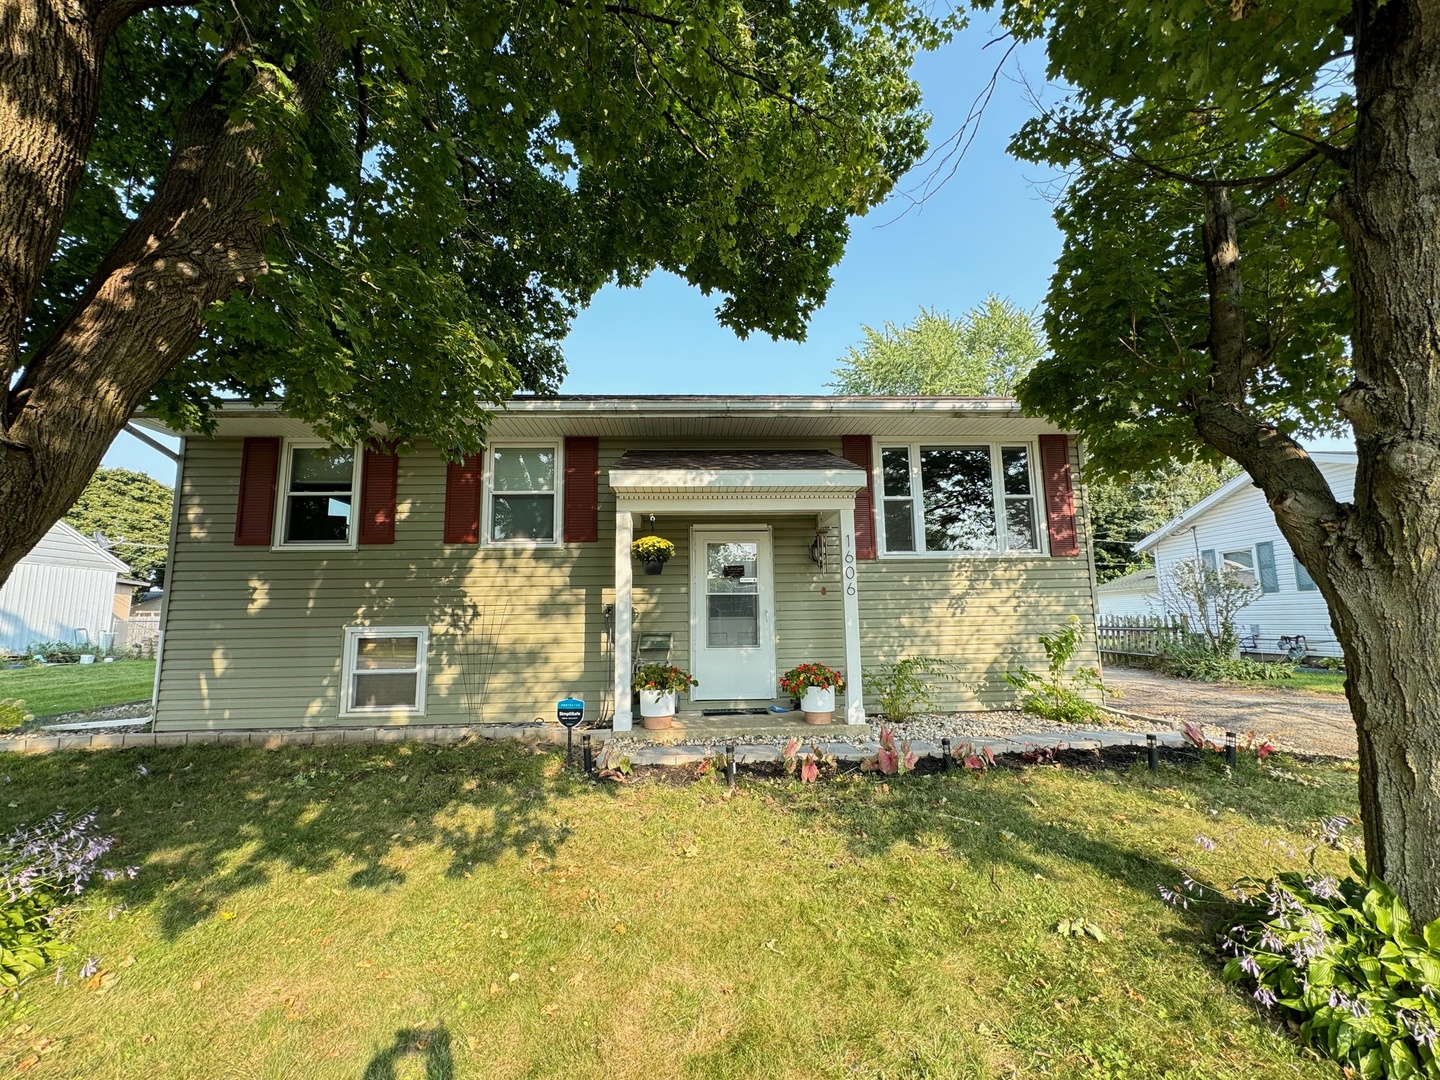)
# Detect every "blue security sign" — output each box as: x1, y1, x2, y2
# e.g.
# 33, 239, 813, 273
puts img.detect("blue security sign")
557, 697, 585, 729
